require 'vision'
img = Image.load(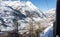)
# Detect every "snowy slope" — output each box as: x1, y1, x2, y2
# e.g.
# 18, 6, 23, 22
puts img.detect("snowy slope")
40, 25, 53, 37
0, 1, 45, 31
40, 9, 55, 37
45, 9, 55, 18
0, 1, 54, 34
